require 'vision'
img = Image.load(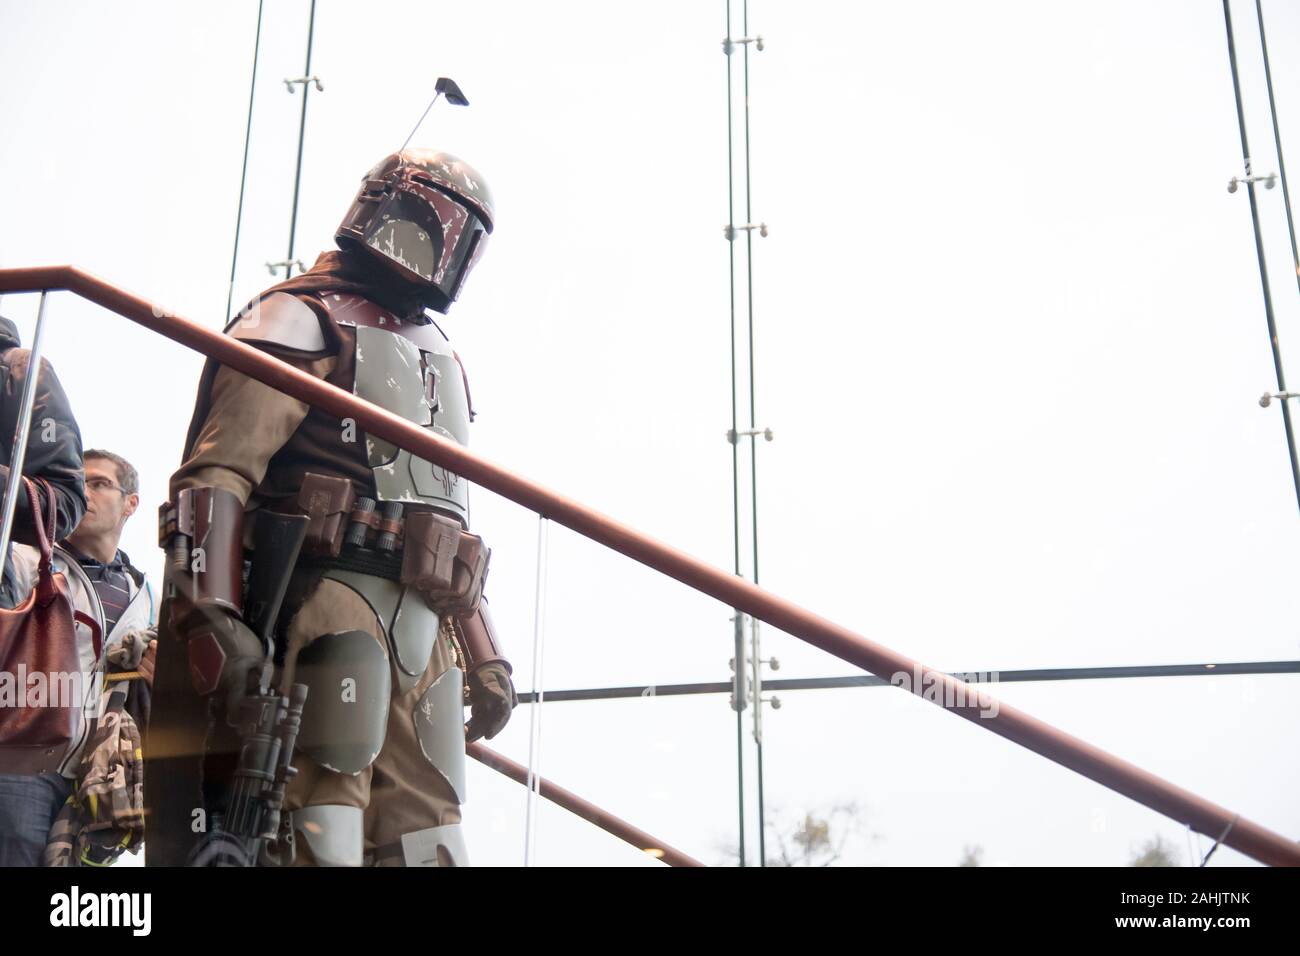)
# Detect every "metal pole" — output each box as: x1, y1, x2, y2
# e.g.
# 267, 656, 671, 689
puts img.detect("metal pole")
517, 659, 1300, 703
1254, 0, 1300, 301
284, 0, 318, 279
524, 516, 549, 866
0, 290, 50, 568
741, 0, 768, 867
1222, 0, 1300, 513
3, 264, 1298, 866
724, 0, 747, 869
223, 0, 265, 325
